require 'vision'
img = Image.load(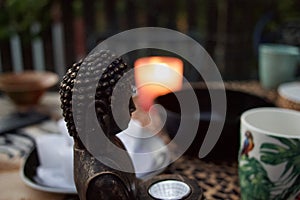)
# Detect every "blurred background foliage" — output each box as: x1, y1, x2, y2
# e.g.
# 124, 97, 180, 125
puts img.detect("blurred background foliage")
0, 0, 299, 80
0, 0, 51, 40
